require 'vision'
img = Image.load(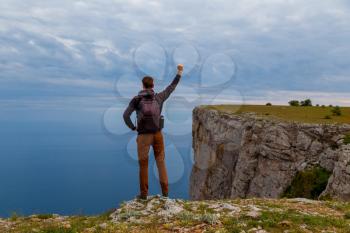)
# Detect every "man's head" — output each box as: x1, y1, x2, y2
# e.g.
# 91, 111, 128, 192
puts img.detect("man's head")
142, 76, 154, 89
